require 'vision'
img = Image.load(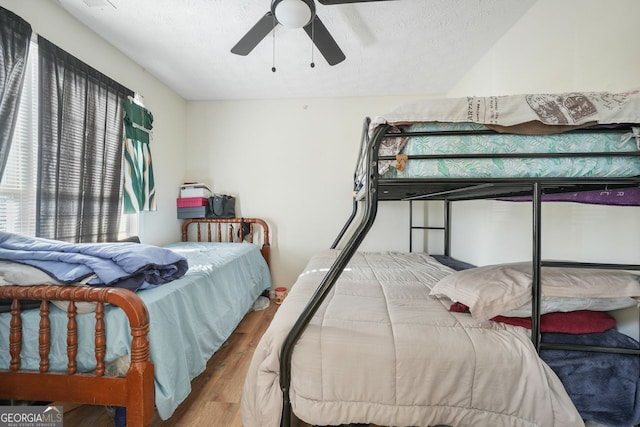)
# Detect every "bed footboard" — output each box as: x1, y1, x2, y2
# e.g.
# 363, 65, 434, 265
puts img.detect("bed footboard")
0, 285, 154, 427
